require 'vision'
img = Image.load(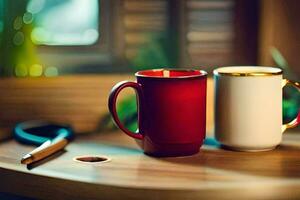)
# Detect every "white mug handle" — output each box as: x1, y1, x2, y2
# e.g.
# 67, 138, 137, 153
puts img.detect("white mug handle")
281, 79, 300, 132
